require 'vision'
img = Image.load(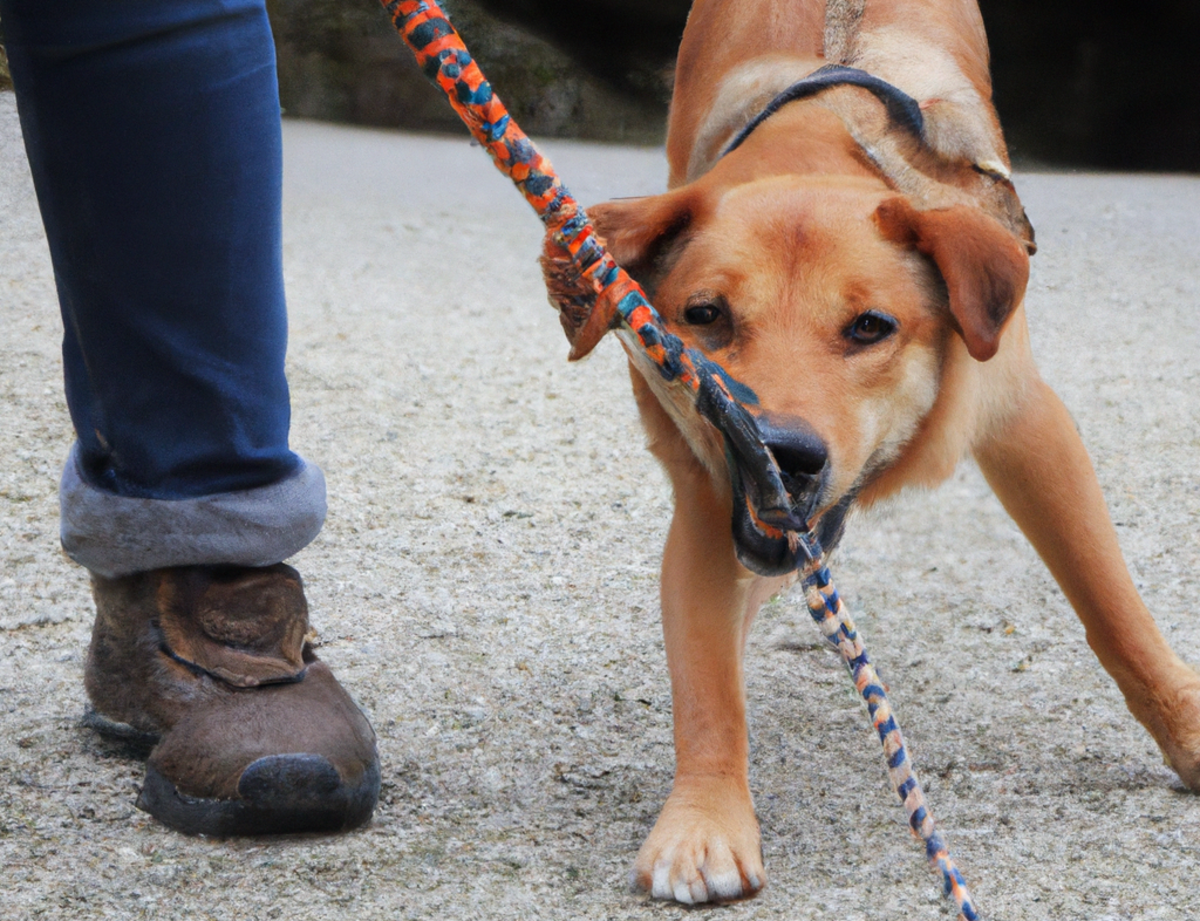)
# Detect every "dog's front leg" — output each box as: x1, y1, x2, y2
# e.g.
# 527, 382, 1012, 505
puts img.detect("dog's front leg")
975, 377, 1200, 788
632, 461, 781, 903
